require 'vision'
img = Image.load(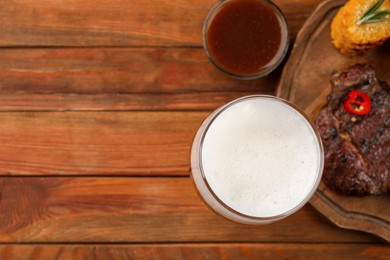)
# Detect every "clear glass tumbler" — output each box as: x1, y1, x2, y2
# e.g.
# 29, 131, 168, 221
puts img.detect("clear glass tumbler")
190, 95, 324, 224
